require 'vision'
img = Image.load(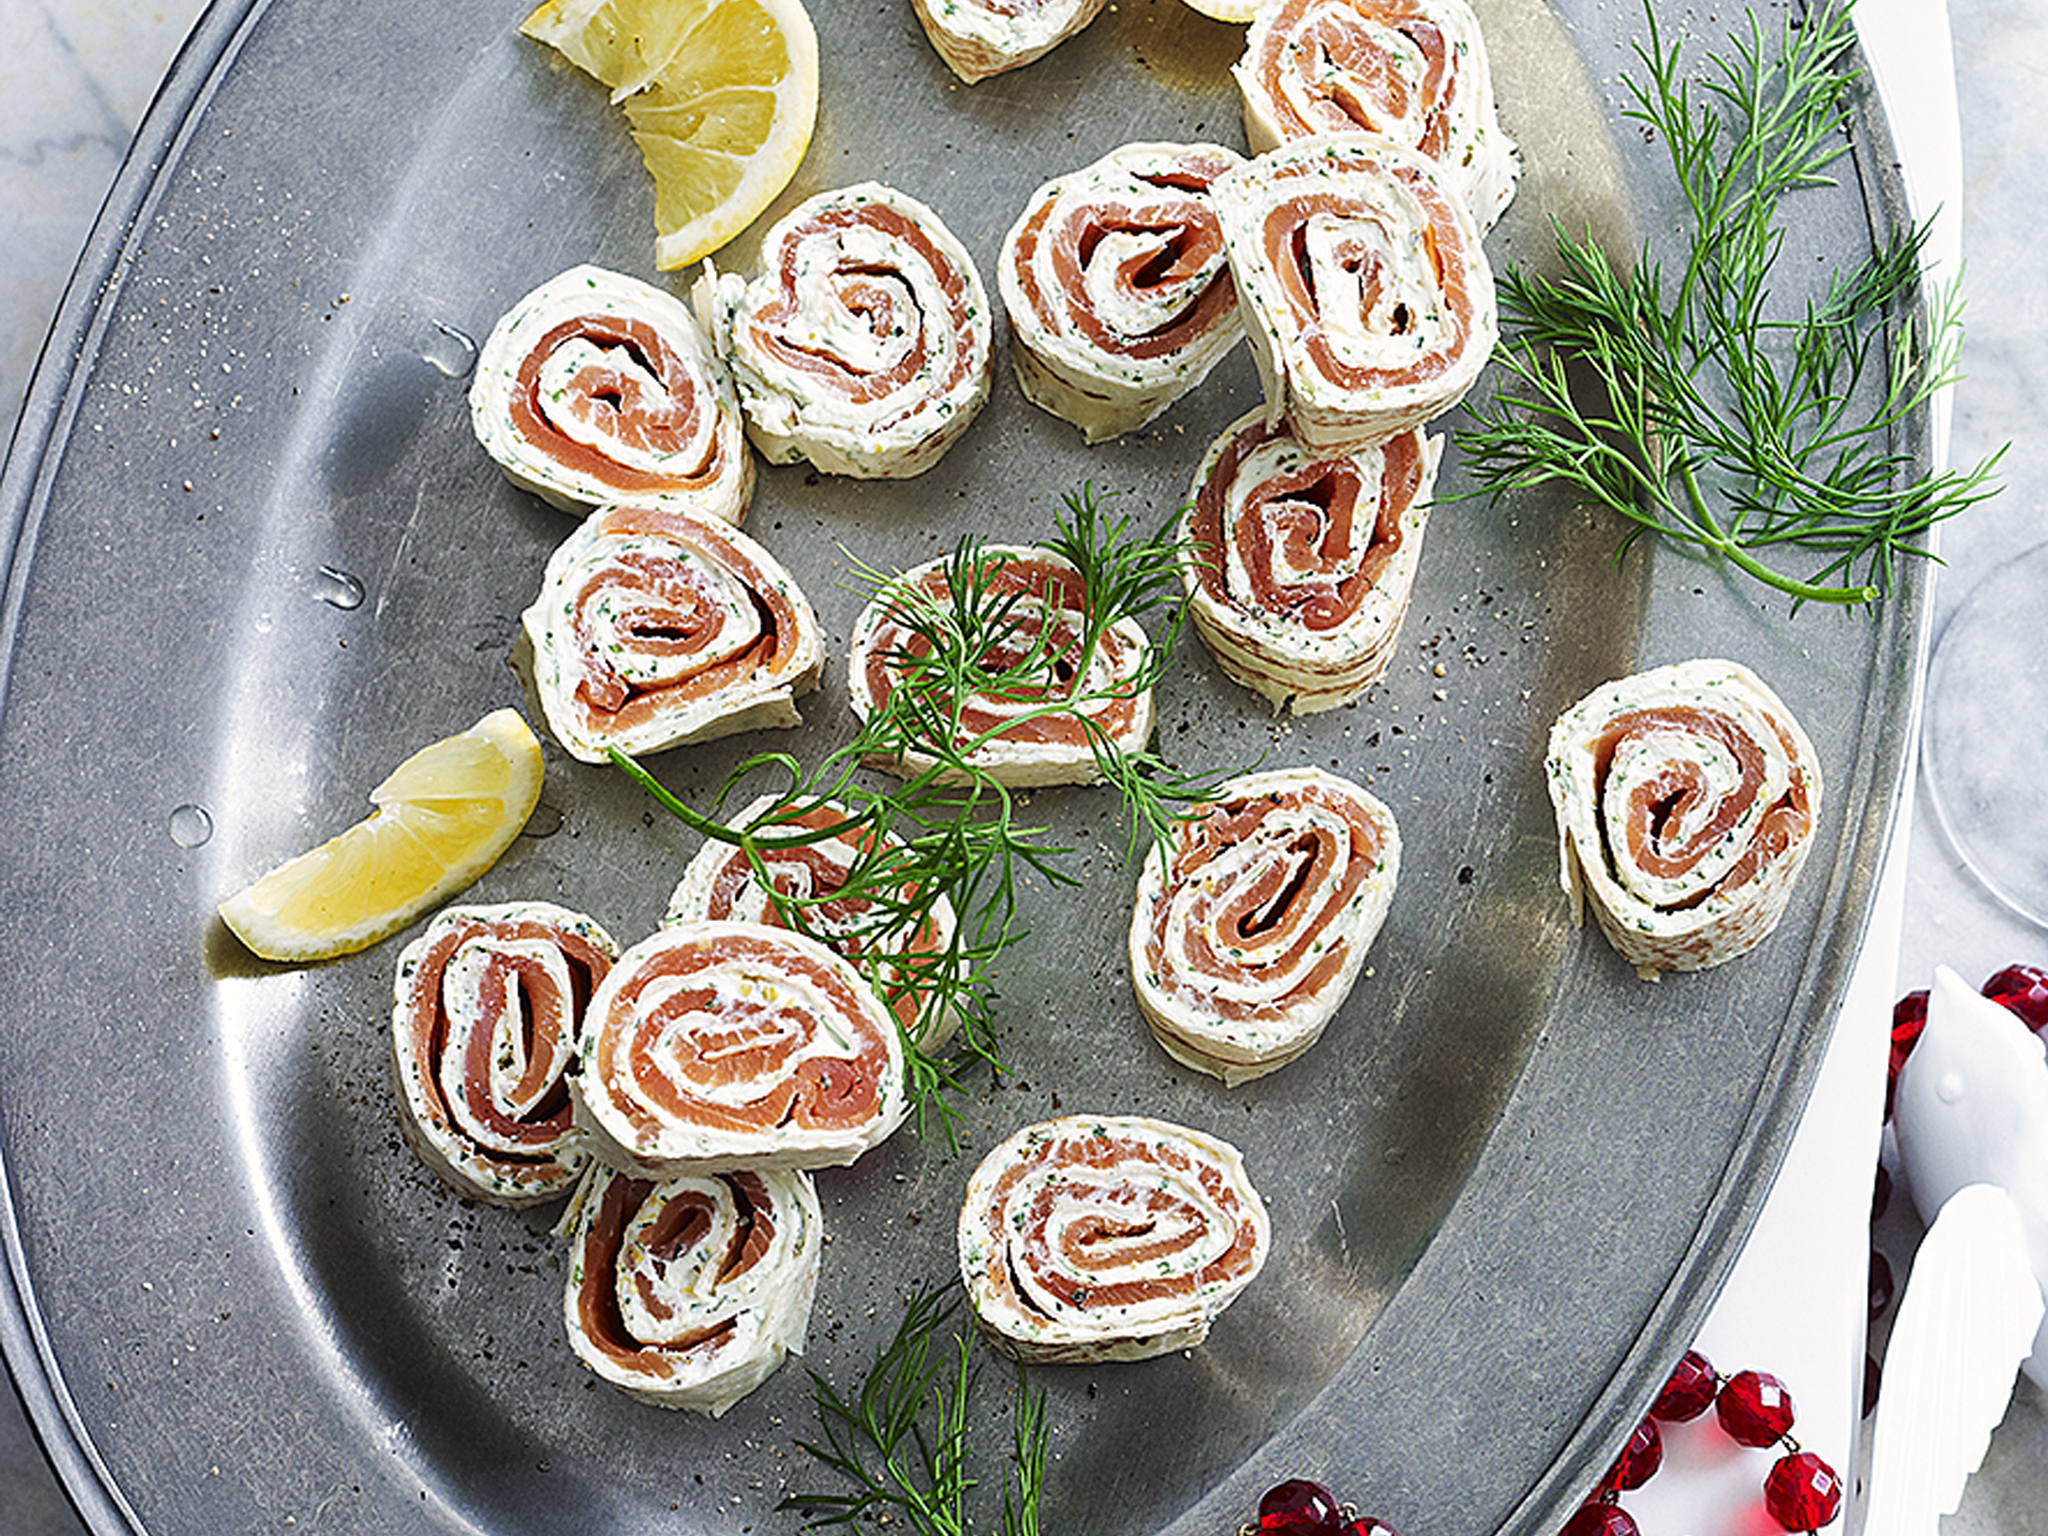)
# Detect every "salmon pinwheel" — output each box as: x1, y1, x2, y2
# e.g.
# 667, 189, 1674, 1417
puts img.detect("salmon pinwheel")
1179, 407, 1440, 712
908, 0, 1109, 82
469, 265, 752, 524
1234, 0, 1519, 230
521, 505, 824, 764
573, 921, 908, 1176
846, 544, 1155, 787
665, 793, 962, 1049
1212, 132, 1496, 449
1000, 142, 1246, 442
957, 1115, 1270, 1362
390, 901, 619, 1205
1545, 659, 1823, 975
1129, 768, 1399, 1083
695, 183, 993, 479
561, 1165, 822, 1414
